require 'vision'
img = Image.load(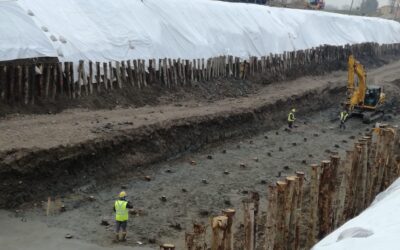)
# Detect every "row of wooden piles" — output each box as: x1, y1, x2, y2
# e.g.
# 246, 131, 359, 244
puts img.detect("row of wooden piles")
179, 124, 400, 250
0, 43, 399, 105
267, 124, 400, 250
